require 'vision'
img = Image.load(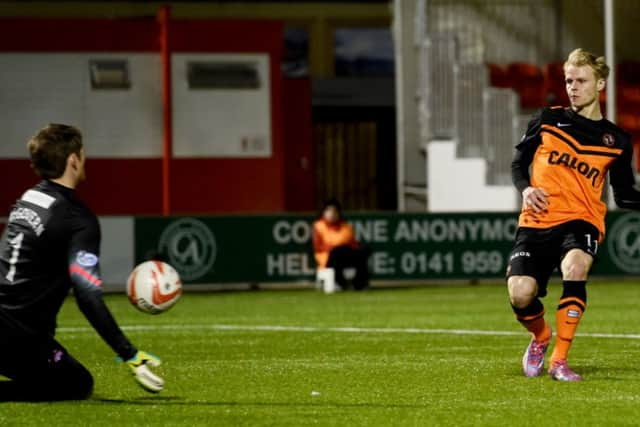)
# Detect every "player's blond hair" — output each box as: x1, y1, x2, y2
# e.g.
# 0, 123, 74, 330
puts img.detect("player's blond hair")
564, 48, 610, 80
